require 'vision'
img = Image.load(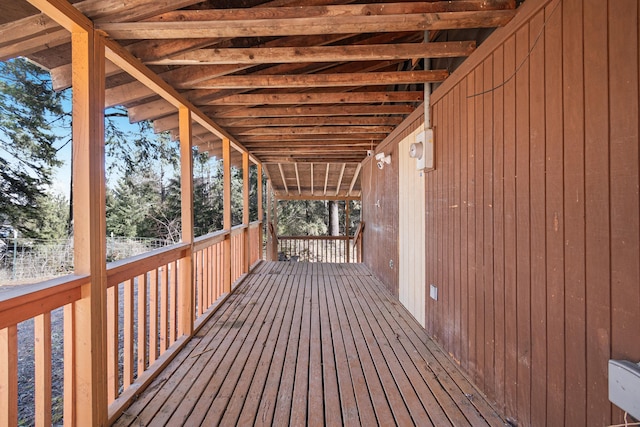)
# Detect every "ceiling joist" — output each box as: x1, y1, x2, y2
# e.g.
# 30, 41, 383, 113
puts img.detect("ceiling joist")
97, 10, 516, 39
149, 41, 475, 66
